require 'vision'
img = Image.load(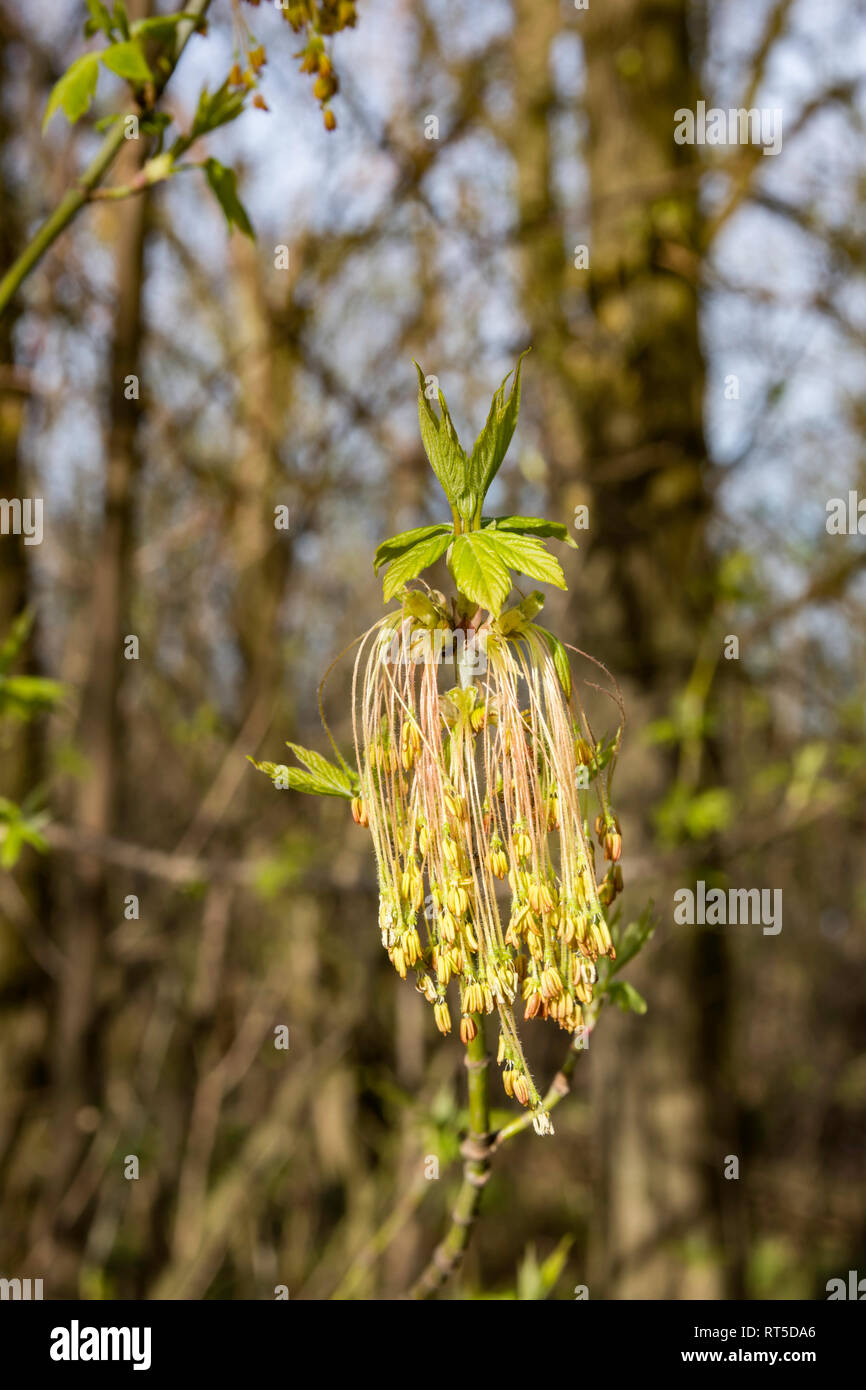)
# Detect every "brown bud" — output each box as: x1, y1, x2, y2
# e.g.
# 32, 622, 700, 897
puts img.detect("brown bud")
459, 1014, 477, 1045
603, 831, 622, 862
